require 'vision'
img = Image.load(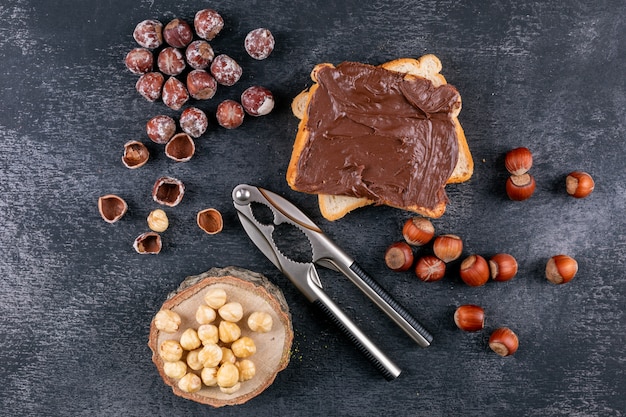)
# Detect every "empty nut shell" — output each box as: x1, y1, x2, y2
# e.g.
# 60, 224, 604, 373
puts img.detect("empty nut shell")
98, 194, 128, 223
153, 177, 185, 207
122, 140, 149, 169
133, 231, 162, 254
165, 133, 195, 162
197, 208, 223, 234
